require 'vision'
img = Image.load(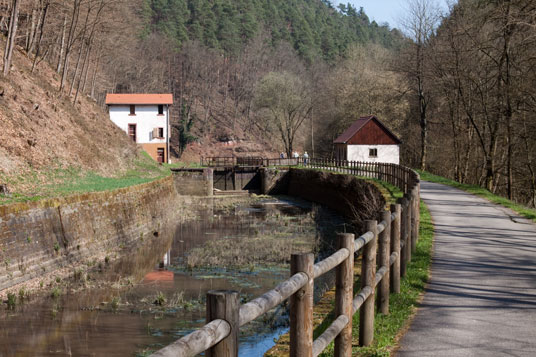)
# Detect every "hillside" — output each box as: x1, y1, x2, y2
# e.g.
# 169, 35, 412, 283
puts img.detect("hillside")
0, 38, 152, 200
143, 0, 403, 62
